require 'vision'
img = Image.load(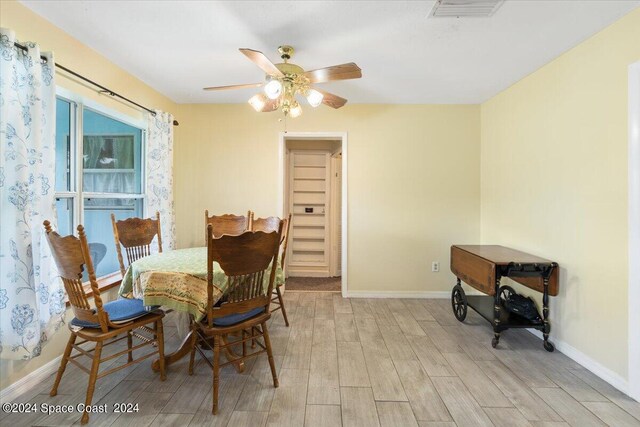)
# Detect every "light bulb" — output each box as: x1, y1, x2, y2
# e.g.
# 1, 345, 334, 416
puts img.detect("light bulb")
264, 80, 282, 100
248, 93, 267, 112
306, 89, 324, 107
289, 102, 303, 118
